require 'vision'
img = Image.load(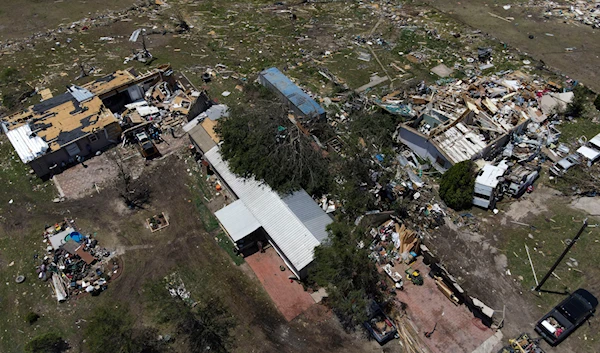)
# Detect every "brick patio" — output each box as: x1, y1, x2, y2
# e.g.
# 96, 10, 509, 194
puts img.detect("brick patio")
245, 247, 315, 321
395, 258, 494, 353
